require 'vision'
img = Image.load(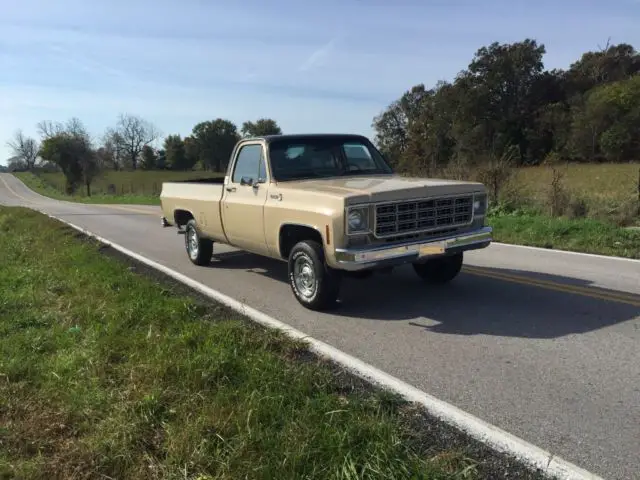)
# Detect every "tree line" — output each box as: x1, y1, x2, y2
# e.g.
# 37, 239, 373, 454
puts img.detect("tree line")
5, 115, 282, 194
5, 38, 639, 196
372, 39, 640, 177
